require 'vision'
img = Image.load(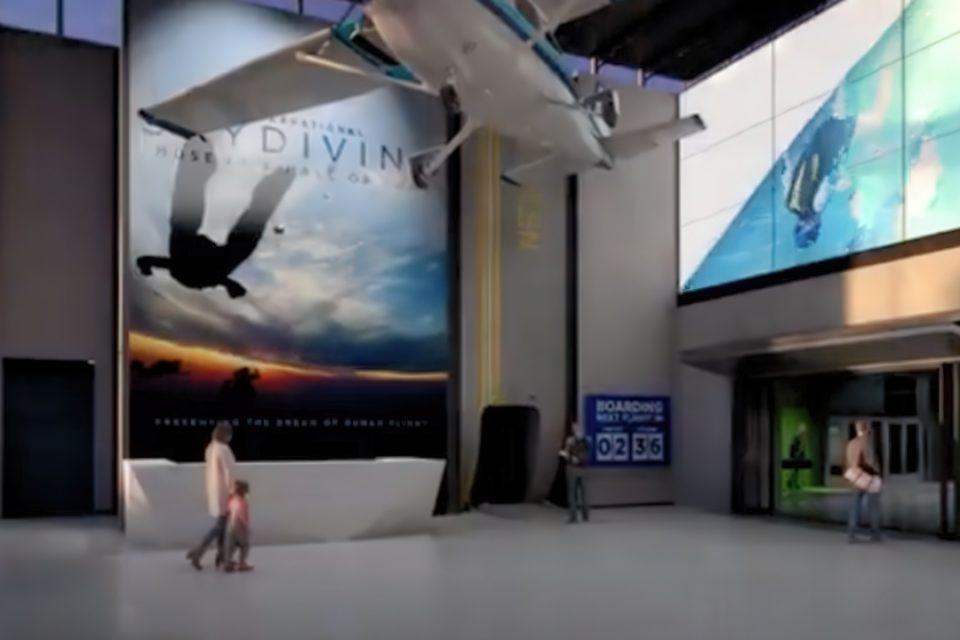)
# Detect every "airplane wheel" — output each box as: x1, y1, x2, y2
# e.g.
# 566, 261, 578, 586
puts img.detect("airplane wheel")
411, 161, 430, 190
601, 93, 620, 129
603, 102, 619, 129
440, 85, 461, 115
